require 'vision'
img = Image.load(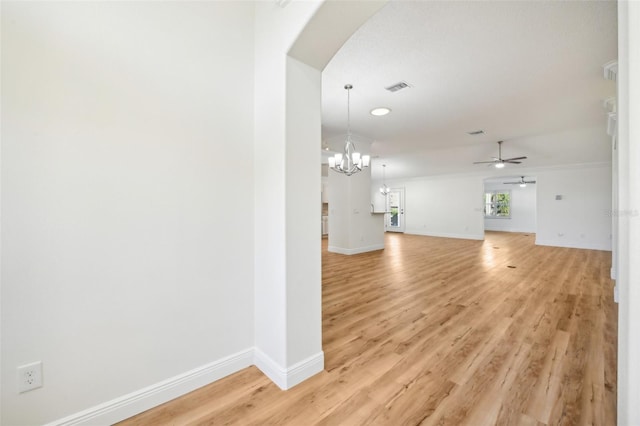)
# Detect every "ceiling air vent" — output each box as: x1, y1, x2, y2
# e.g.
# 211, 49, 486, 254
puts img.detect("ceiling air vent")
385, 81, 411, 92
467, 130, 485, 136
